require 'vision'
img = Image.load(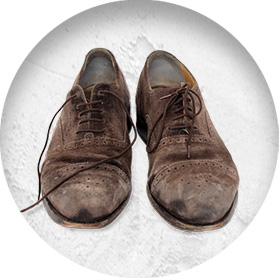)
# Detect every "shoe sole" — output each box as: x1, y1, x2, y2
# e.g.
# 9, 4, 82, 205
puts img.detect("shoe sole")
137, 115, 238, 231
43, 189, 131, 229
